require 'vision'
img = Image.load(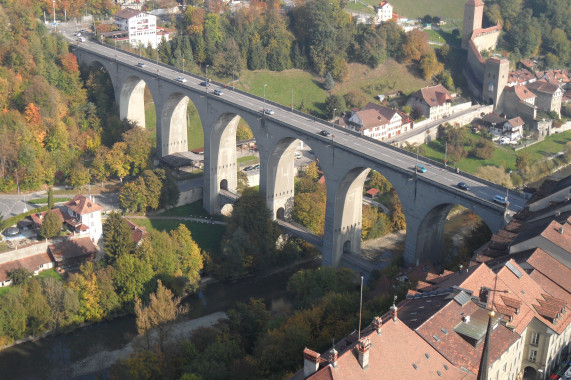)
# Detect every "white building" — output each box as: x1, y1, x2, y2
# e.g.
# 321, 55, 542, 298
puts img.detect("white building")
342, 102, 413, 141
374, 1, 393, 23
111, 9, 169, 49
62, 195, 104, 243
